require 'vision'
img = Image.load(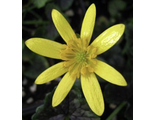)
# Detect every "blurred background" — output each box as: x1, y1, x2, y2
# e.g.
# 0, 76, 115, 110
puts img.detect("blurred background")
22, 0, 133, 120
